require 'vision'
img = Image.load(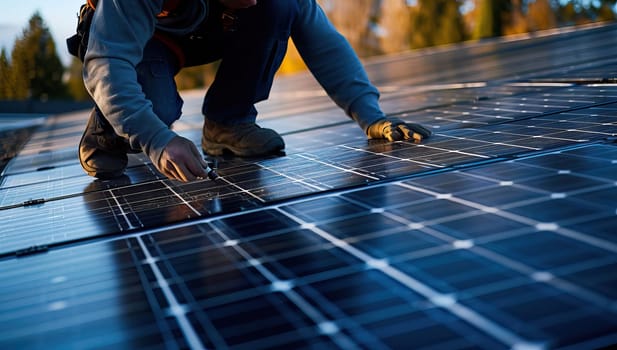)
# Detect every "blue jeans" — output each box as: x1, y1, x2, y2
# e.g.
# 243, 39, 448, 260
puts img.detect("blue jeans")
103, 0, 299, 128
